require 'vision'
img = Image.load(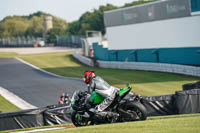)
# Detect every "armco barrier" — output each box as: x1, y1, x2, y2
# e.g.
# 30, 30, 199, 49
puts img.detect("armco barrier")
72, 51, 200, 77
0, 104, 71, 131
0, 108, 45, 131
72, 51, 94, 66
